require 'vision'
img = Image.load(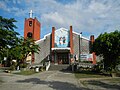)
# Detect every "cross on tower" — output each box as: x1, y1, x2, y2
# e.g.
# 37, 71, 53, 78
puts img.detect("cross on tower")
29, 10, 33, 18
